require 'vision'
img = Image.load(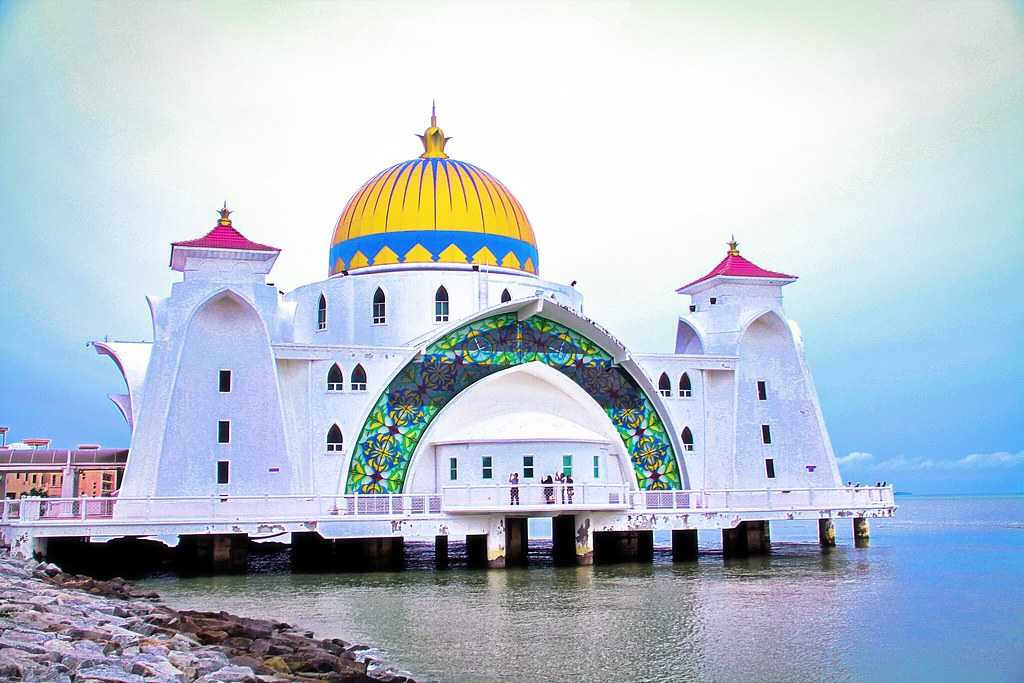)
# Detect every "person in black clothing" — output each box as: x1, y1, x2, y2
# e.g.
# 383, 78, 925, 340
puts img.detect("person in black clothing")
542, 474, 554, 504
508, 472, 520, 505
